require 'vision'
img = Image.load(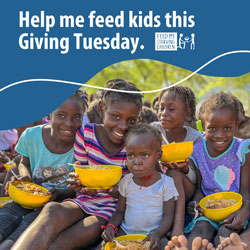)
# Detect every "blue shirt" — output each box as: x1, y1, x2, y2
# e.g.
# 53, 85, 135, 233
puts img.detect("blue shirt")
15, 125, 74, 190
